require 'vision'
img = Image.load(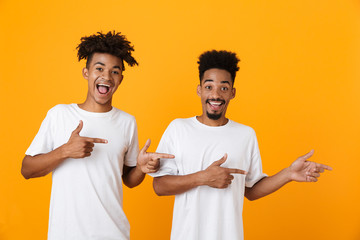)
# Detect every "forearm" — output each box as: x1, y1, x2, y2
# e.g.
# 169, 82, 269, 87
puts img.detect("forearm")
122, 165, 146, 188
21, 145, 68, 179
245, 167, 292, 201
153, 172, 206, 196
